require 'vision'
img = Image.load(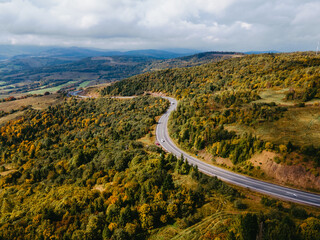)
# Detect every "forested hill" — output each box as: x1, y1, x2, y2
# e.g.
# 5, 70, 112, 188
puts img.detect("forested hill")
142, 51, 243, 71
102, 52, 320, 98
102, 52, 320, 193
